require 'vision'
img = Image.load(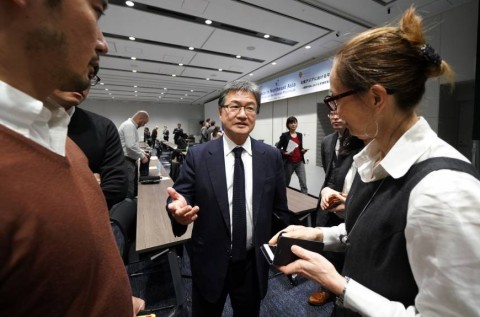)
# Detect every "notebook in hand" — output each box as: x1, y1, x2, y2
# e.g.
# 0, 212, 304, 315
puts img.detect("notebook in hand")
261, 234, 324, 266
